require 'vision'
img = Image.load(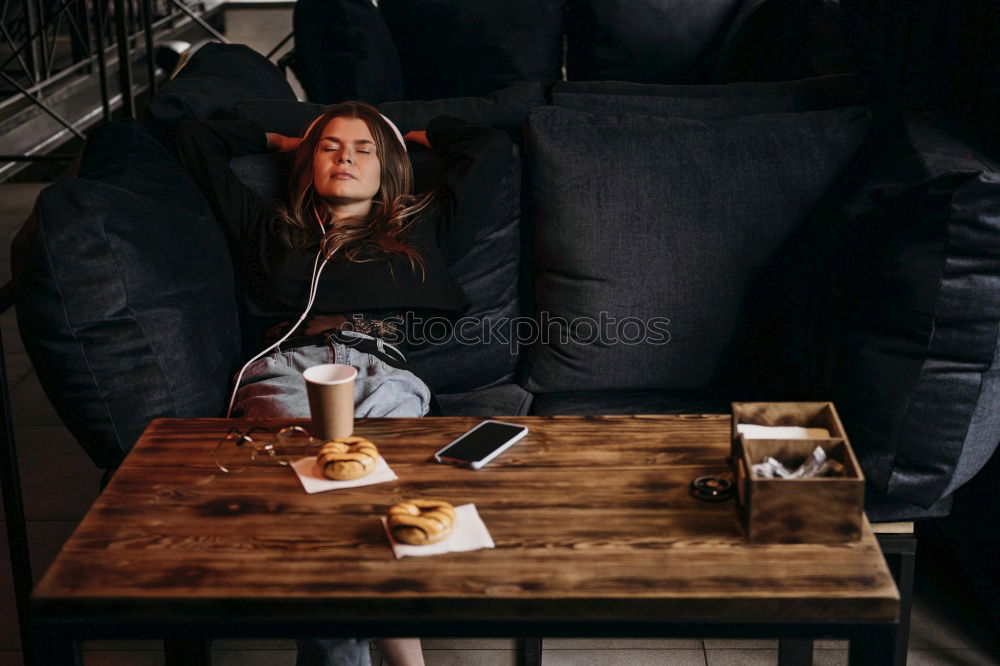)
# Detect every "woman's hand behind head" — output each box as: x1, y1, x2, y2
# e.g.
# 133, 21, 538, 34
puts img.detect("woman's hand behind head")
403, 131, 430, 149
265, 132, 303, 153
